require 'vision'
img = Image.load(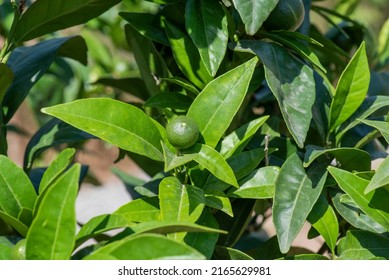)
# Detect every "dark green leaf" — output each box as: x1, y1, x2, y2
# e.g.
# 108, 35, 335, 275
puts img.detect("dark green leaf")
144, 92, 193, 110
307, 194, 338, 254
93, 77, 149, 100
328, 167, 389, 231
85, 234, 205, 260
187, 57, 258, 148
337, 230, 389, 260
304, 145, 371, 172
14, 0, 122, 42
42, 98, 164, 162
232, 0, 279, 35
329, 42, 370, 131
282, 254, 329, 260
358, 119, 389, 144
185, 0, 228, 76
0, 63, 13, 103
273, 154, 327, 253
234, 41, 315, 148
228, 166, 279, 199
4, 36, 87, 122
26, 164, 80, 260
161, 77, 200, 95
214, 246, 254, 260
204, 190, 233, 217
0, 155, 37, 220
165, 20, 212, 89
